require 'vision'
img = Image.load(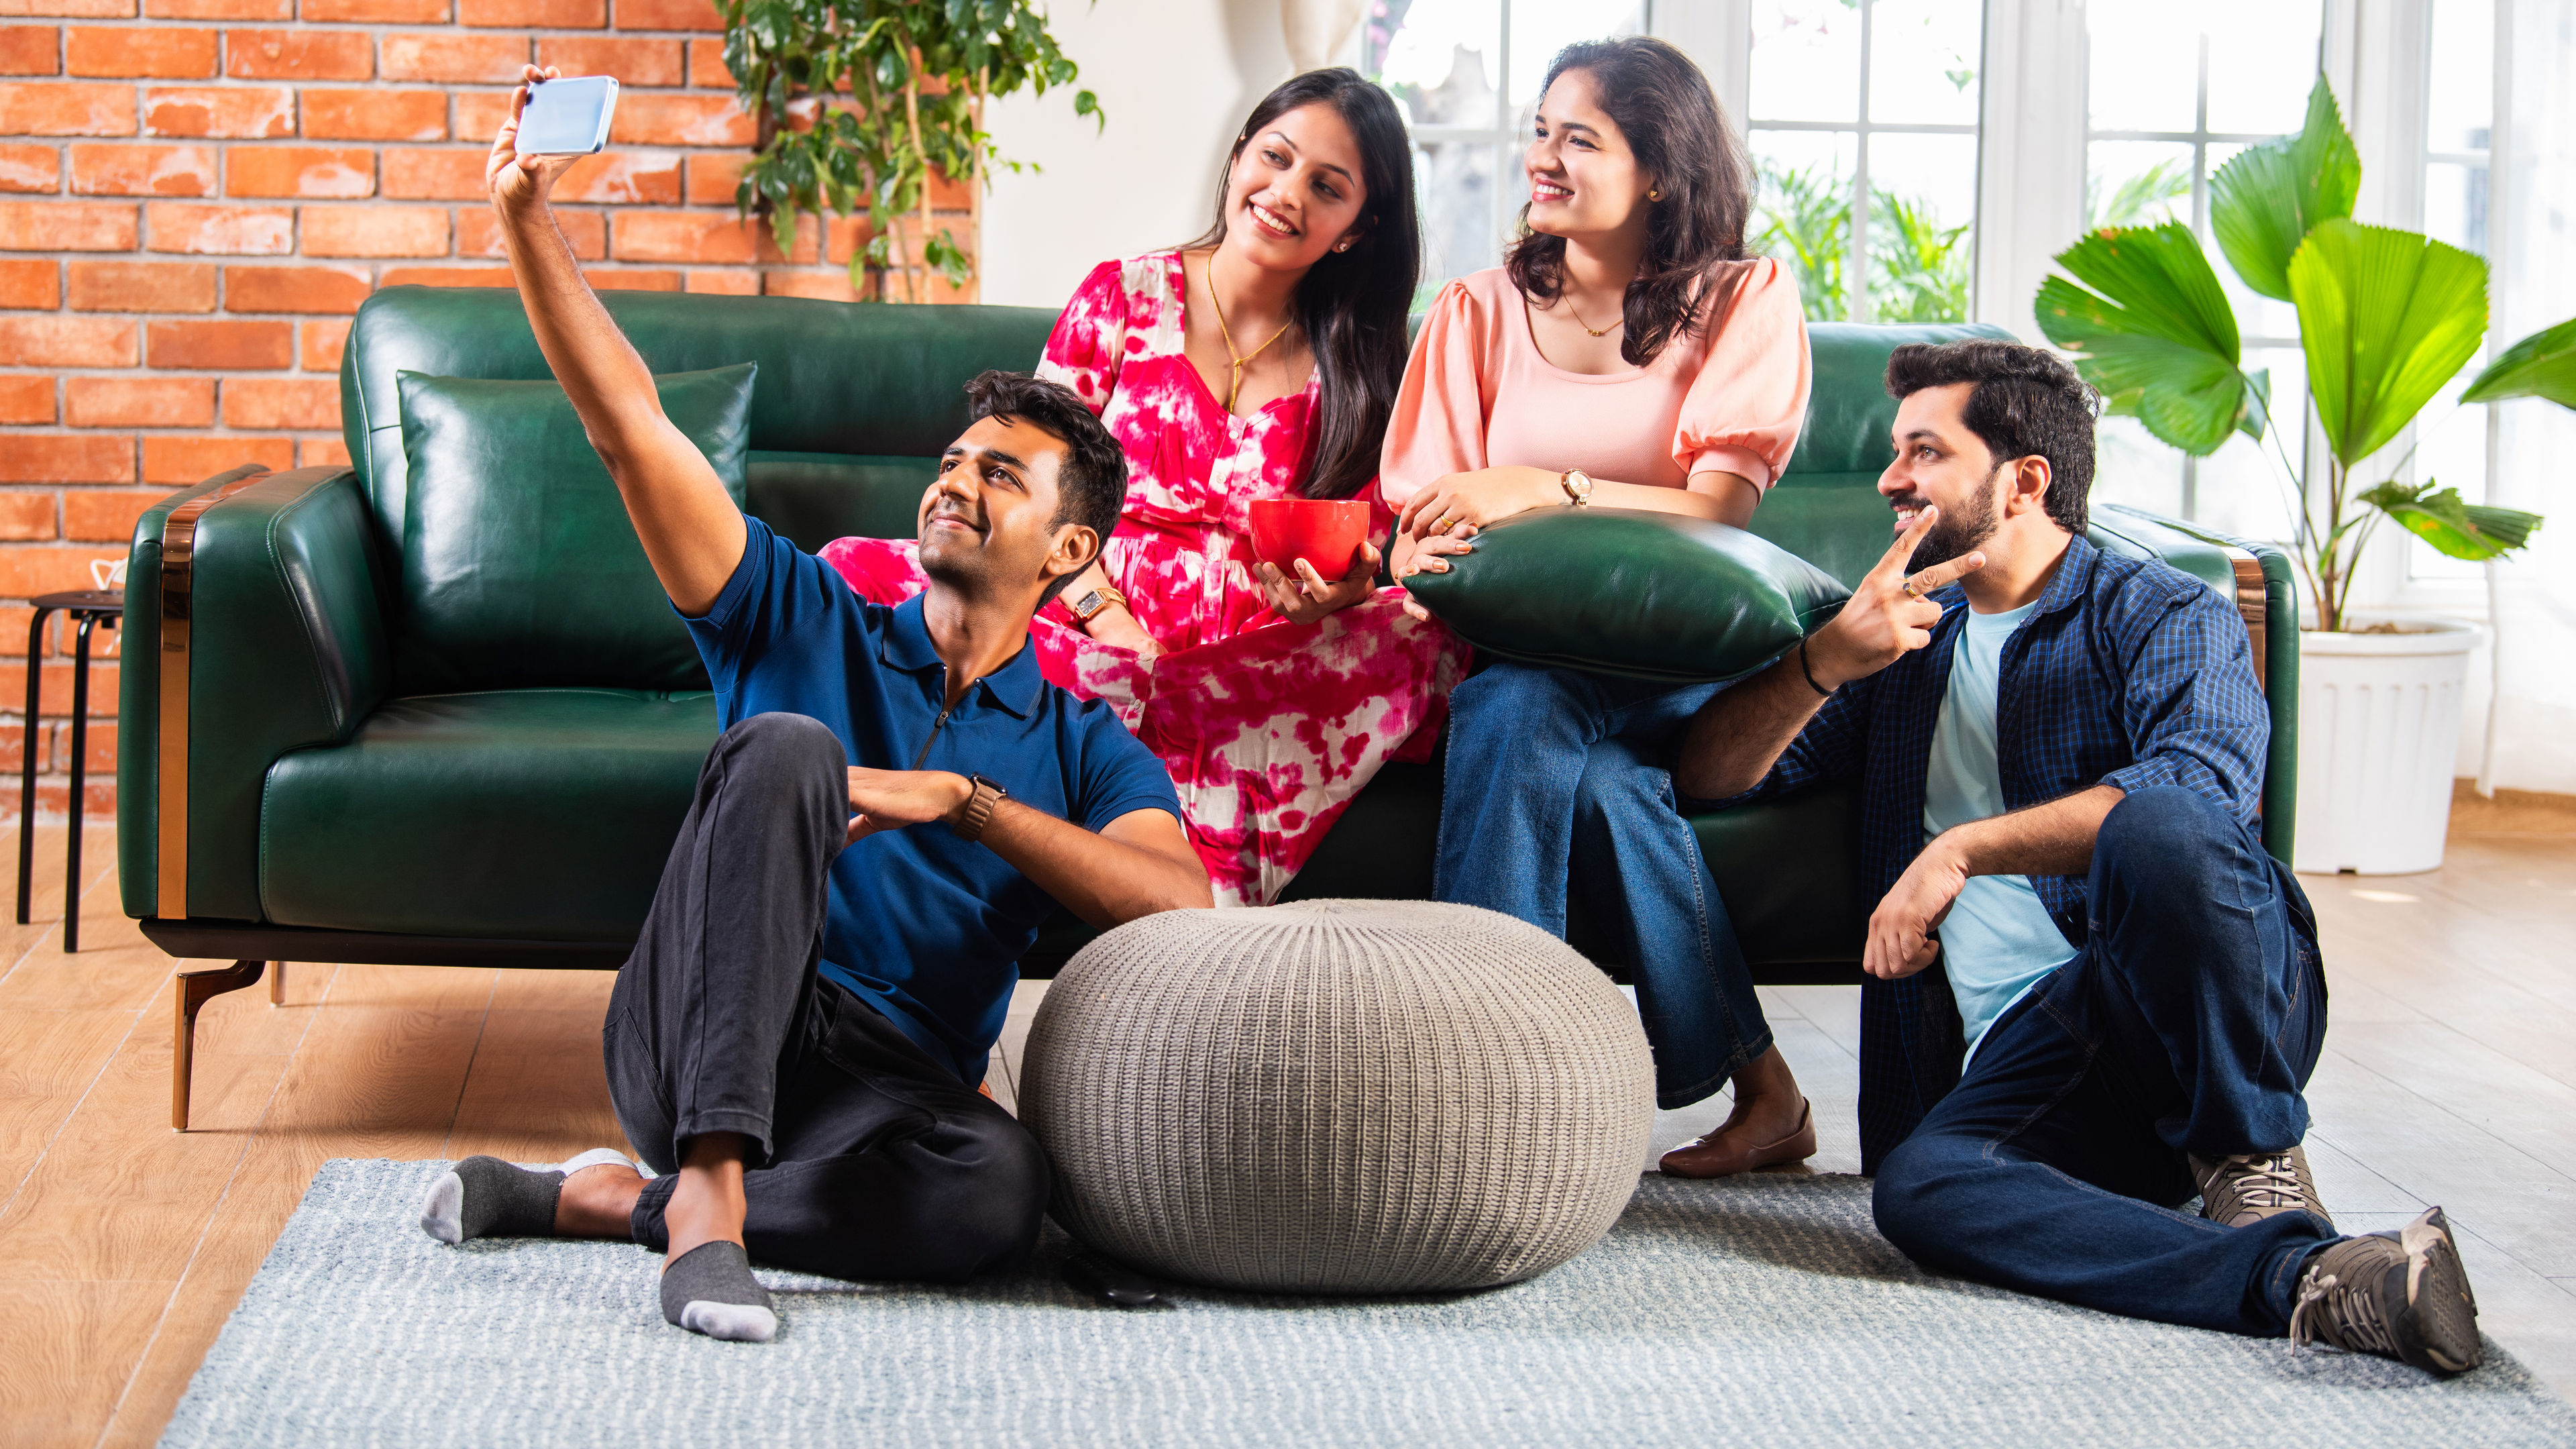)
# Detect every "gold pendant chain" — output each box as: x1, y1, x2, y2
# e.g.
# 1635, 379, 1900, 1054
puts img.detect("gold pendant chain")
1562, 290, 1623, 338
1205, 253, 1295, 413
